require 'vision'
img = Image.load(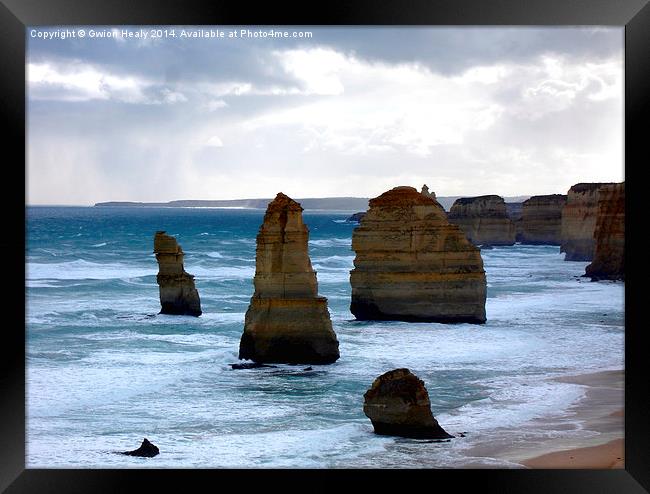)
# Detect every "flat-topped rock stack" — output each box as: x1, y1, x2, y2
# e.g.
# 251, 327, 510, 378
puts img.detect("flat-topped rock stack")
153, 231, 202, 316
447, 195, 516, 246
350, 186, 486, 323
560, 183, 616, 261
520, 194, 567, 245
586, 182, 625, 281
238, 193, 340, 364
